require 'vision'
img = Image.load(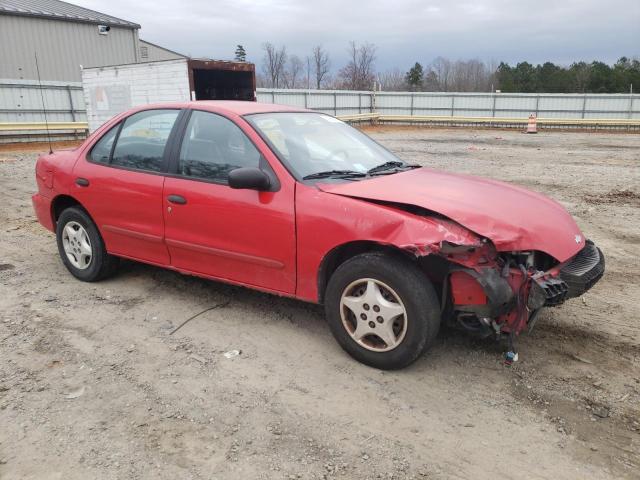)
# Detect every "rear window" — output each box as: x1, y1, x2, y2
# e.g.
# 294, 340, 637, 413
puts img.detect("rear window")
89, 124, 118, 164
111, 109, 179, 172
